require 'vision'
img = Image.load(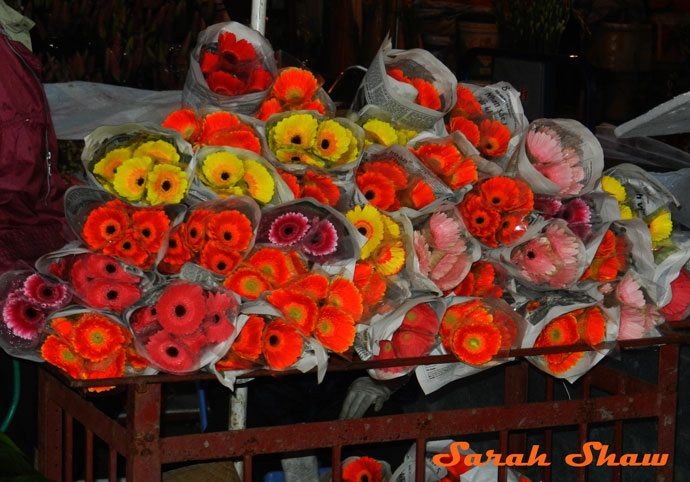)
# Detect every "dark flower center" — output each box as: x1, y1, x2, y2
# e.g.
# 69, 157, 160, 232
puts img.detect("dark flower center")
175, 305, 187, 317
105, 263, 116, 273
291, 135, 301, 145
190, 228, 198, 239
162, 180, 172, 191
106, 225, 117, 235
221, 171, 230, 181
358, 227, 368, 236
142, 228, 151, 238
166, 346, 179, 358
361, 476, 369, 482
269, 334, 279, 346
217, 261, 227, 271
169, 239, 178, 248
291, 156, 301, 162
25, 307, 38, 319
365, 190, 375, 200
282, 225, 294, 235
106, 290, 118, 300
42, 287, 54, 298
213, 314, 221, 324
492, 197, 501, 204
224, 231, 232, 241
526, 251, 535, 259
137, 177, 145, 186
122, 241, 132, 250
321, 139, 330, 150
475, 216, 485, 225
151, 308, 157, 316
